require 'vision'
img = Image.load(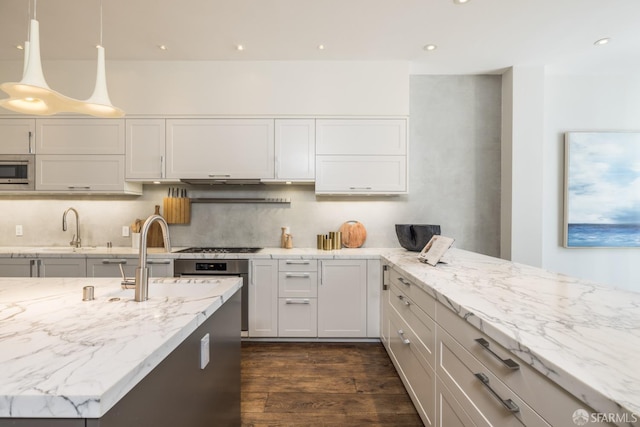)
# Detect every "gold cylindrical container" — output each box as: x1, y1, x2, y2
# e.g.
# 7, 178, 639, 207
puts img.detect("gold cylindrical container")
333, 231, 342, 249
317, 234, 325, 250
323, 237, 333, 250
